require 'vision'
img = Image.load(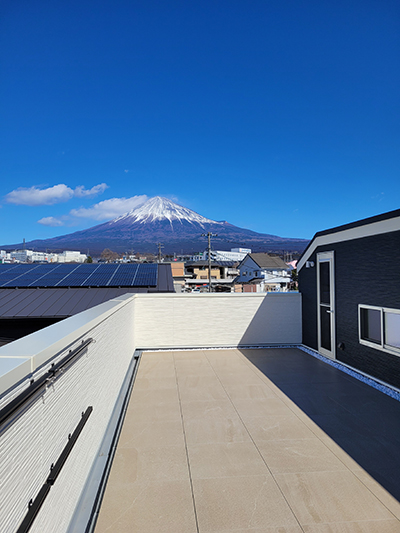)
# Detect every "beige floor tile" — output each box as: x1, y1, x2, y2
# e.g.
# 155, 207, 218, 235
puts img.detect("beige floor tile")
137, 362, 176, 378
302, 520, 400, 532
210, 527, 303, 533
316, 436, 364, 473
132, 375, 178, 390
173, 349, 206, 360
180, 399, 239, 420
275, 471, 394, 525
353, 469, 400, 520
257, 438, 346, 474
178, 376, 227, 402
141, 351, 174, 362
218, 371, 265, 386
187, 441, 267, 479
124, 398, 182, 421
118, 418, 185, 449
95, 478, 197, 533
193, 475, 299, 531
184, 416, 251, 445
244, 415, 317, 442
222, 382, 280, 400
207, 357, 250, 370
177, 374, 221, 389
205, 348, 242, 358
128, 387, 179, 405
175, 363, 216, 377
125, 380, 180, 420
104, 444, 189, 484
232, 397, 295, 419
